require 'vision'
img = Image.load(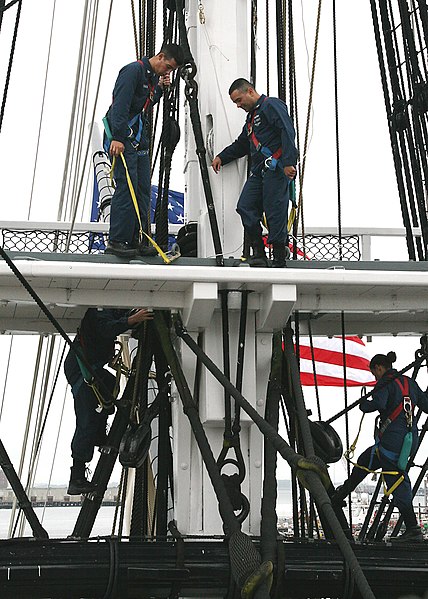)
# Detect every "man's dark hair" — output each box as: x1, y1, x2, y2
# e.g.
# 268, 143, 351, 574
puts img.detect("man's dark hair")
228, 78, 254, 95
369, 351, 397, 371
160, 43, 185, 67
